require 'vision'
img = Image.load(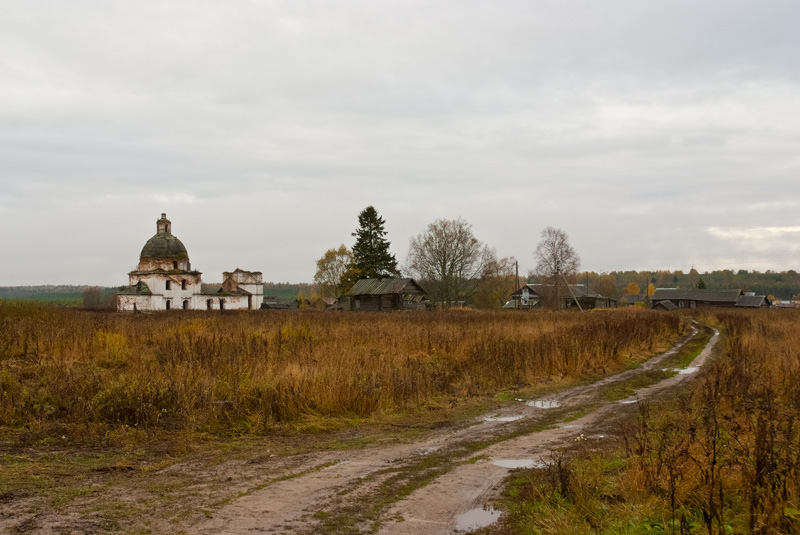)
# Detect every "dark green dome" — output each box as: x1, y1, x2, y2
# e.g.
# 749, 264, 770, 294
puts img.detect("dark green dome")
139, 233, 189, 261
